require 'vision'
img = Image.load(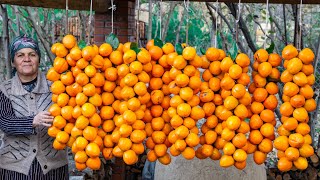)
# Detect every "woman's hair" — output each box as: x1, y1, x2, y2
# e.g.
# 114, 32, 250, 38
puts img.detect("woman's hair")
10, 34, 41, 62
